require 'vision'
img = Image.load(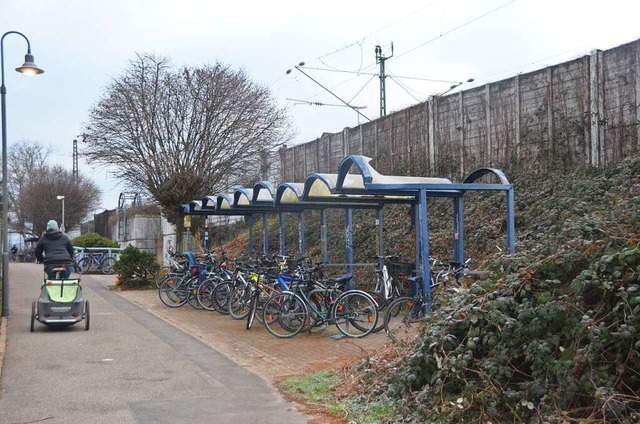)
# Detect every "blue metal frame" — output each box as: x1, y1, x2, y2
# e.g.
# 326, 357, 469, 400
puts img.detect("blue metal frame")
334, 155, 516, 313
279, 213, 286, 256
298, 211, 305, 256
376, 208, 383, 266
178, 155, 515, 317
345, 208, 353, 288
